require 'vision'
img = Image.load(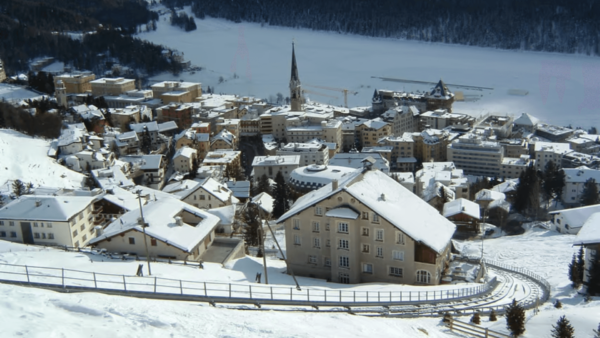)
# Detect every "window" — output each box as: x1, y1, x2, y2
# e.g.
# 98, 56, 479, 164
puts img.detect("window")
10, 232, 17, 238
293, 235, 301, 246
338, 239, 349, 250
362, 227, 369, 236
0, 221, 3, 226
40, 223, 44, 227
324, 257, 331, 267
362, 244, 370, 253
326, 239, 331, 247
34, 233, 40, 239
393, 250, 404, 261
339, 273, 350, 284
9, 221, 14, 226
33, 222, 38, 227
376, 229, 384, 242
312, 221, 320, 232
315, 206, 323, 216
361, 212, 369, 220
390, 267, 403, 277
79, 214, 83, 221
363, 263, 373, 274
397, 233, 405, 245
313, 237, 321, 248
325, 223, 330, 231
0, 231, 5, 237
339, 256, 350, 268
72, 230, 78, 237
48, 233, 54, 240
338, 222, 348, 233
194, 195, 197, 200
47, 223, 52, 228
308, 255, 317, 264
293, 219, 300, 230
151, 239, 157, 246
376, 247, 383, 258
200, 195, 206, 200
416, 270, 432, 284
80, 224, 85, 231
372, 214, 379, 223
